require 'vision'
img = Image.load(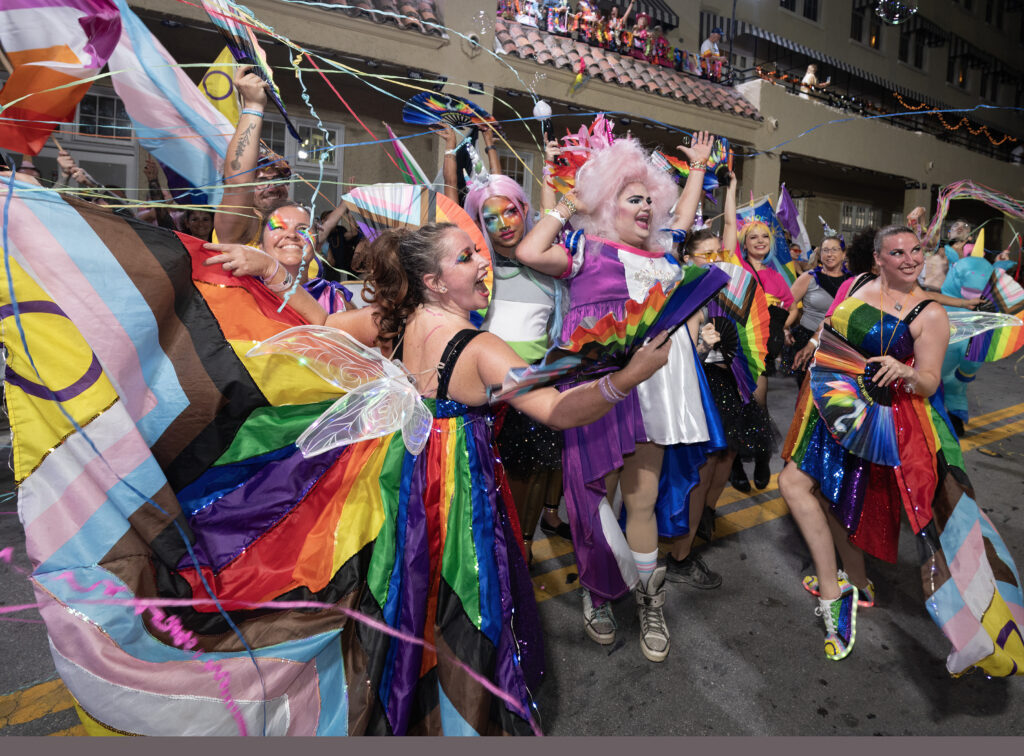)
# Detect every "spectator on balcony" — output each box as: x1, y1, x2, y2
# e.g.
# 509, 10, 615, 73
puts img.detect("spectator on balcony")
700, 27, 728, 82
799, 63, 830, 99
607, 0, 635, 53
629, 12, 651, 61
515, 0, 541, 27
575, 0, 598, 43
650, 25, 672, 67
